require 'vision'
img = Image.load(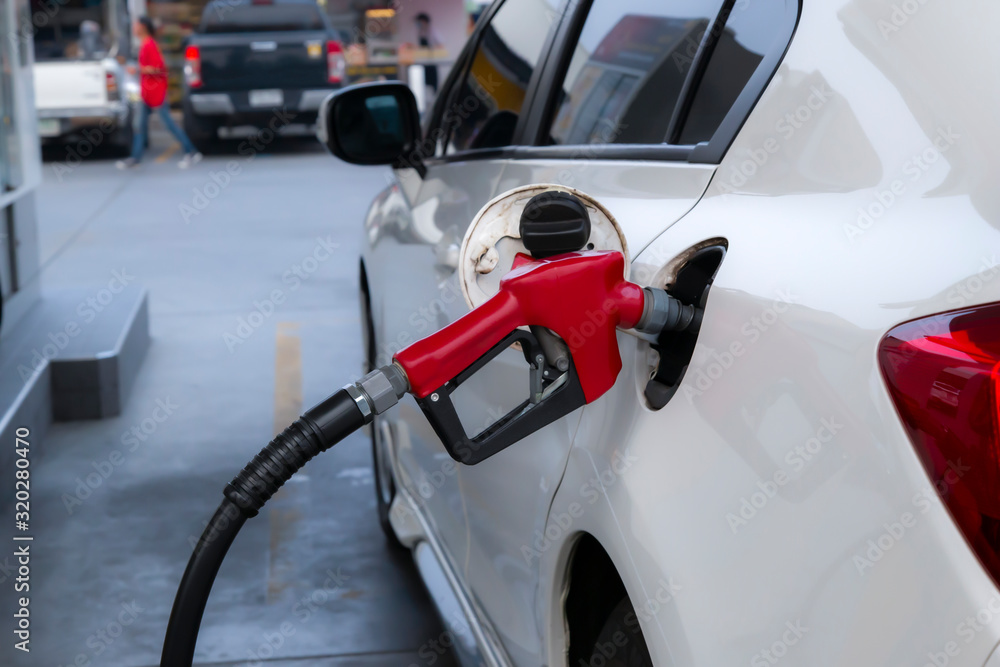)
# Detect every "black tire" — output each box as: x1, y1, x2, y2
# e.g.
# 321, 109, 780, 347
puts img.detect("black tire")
371, 419, 404, 549
182, 99, 218, 153
360, 265, 404, 549
110, 112, 134, 157
585, 597, 654, 667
